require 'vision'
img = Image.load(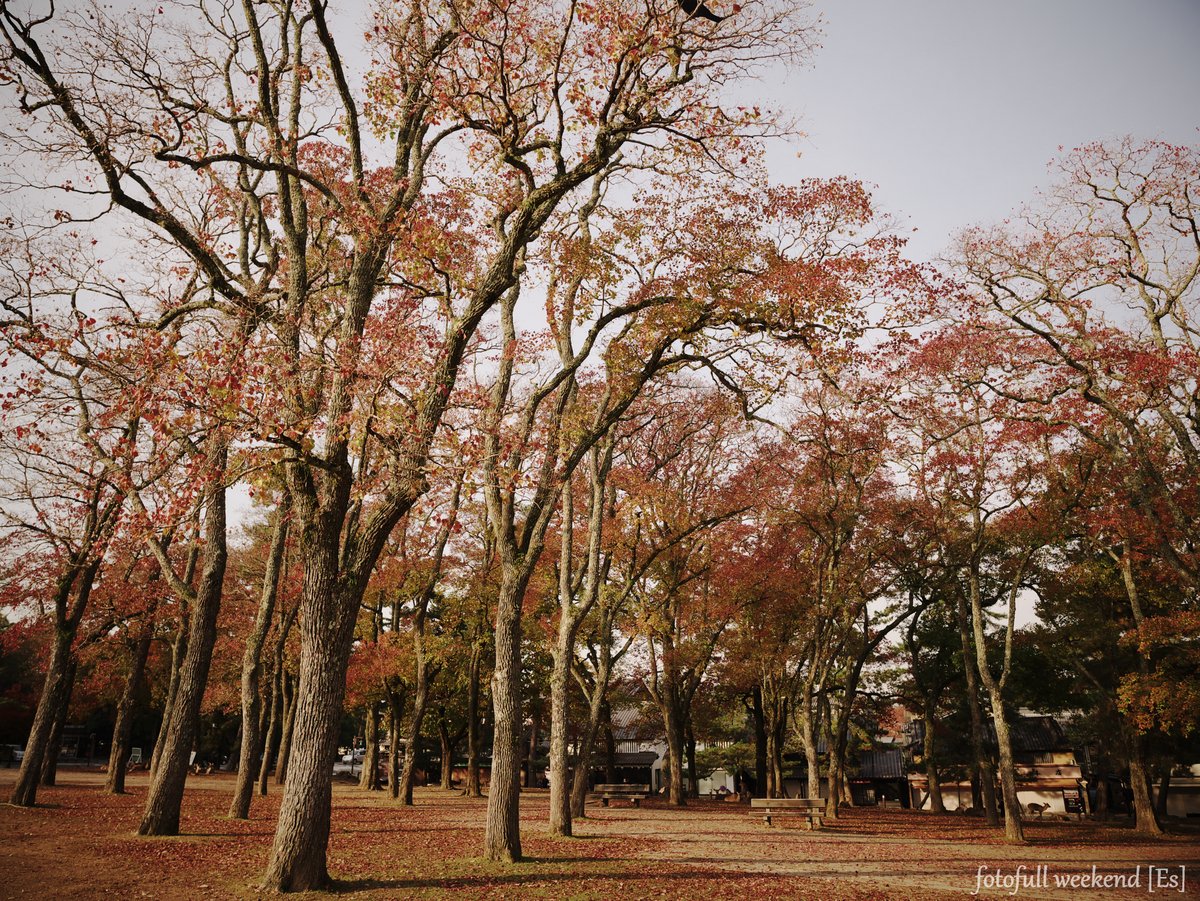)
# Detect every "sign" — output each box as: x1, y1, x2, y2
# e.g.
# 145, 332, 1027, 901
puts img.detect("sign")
1062, 788, 1084, 814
